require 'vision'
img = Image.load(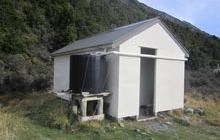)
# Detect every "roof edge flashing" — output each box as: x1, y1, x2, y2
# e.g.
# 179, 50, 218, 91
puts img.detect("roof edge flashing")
157, 20, 189, 58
